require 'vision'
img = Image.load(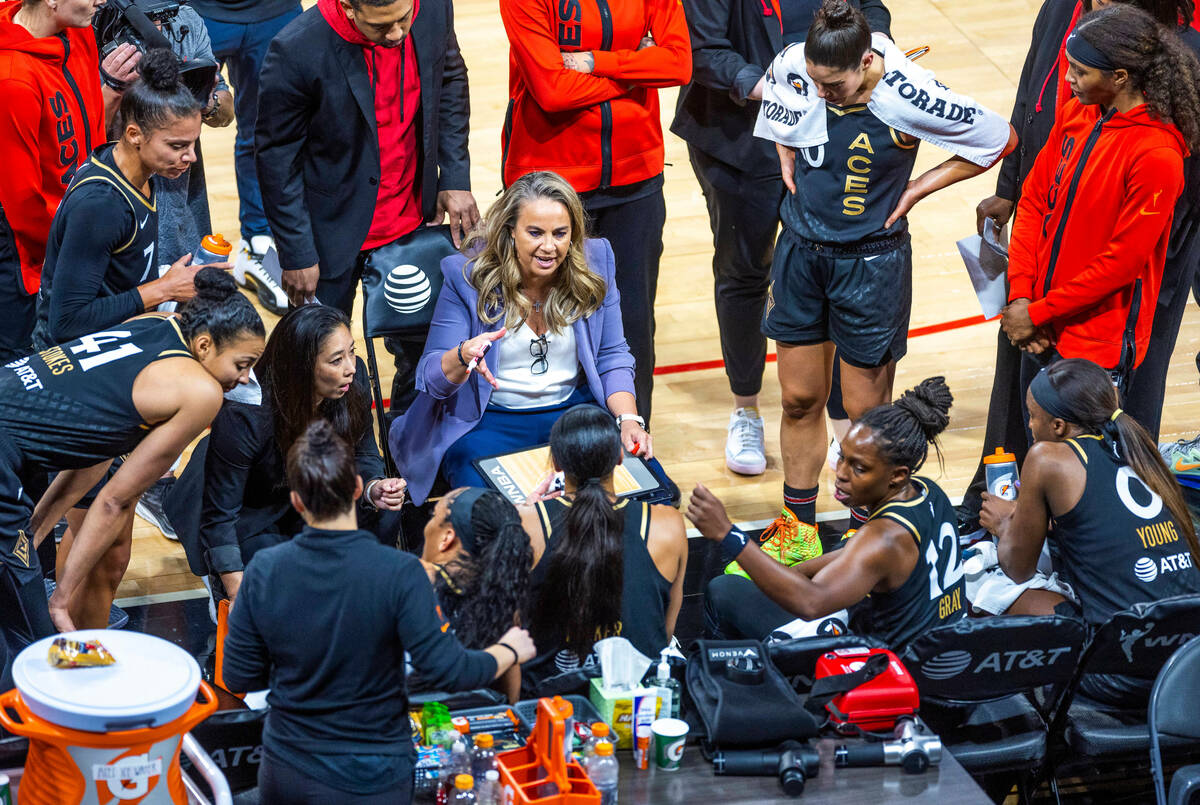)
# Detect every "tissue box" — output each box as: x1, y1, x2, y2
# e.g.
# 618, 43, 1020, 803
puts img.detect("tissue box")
589, 679, 661, 749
